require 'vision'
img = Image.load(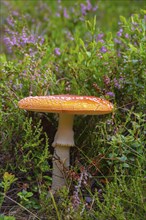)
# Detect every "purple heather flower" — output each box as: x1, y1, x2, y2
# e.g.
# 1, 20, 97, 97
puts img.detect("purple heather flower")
92, 5, 98, 11
117, 28, 123, 37
100, 46, 107, 53
131, 26, 135, 31
125, 33, 129, 39
63, 8, 69, 18
29, 48, 36, 57
11, 35, 18, 46
86, 0, 92, 11
106, 92, 115, 97
80, 3, 87, 16
117, 32, 122, 37
54, 48, 61, 56
114, 38, 121, 44
85, 196, 92, 203
3, 1, 10, 6
96, 33, 104, 43
106, 119, 113, 125
113, 78, 121, 89
104, 76, 110, 85
29, 35, 36, 44
66, 31, 74, 41
19, 83, 23, 89
6, 17, 14, 27
38, 36, 44, 44
132, 21, 138, 26
12, 11, 19, 16
72, 190, 81, 208
4, 24, 44, 53
98, 189, 102, 193
55, 12, 60, 17
97, 33, 104, 40
72, 169, 89, 208
117, 51, 121, 57
55, 65, 59, 72
99, 39, 104, 43
3, 36, 13, 52
80, 0, 95, 16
